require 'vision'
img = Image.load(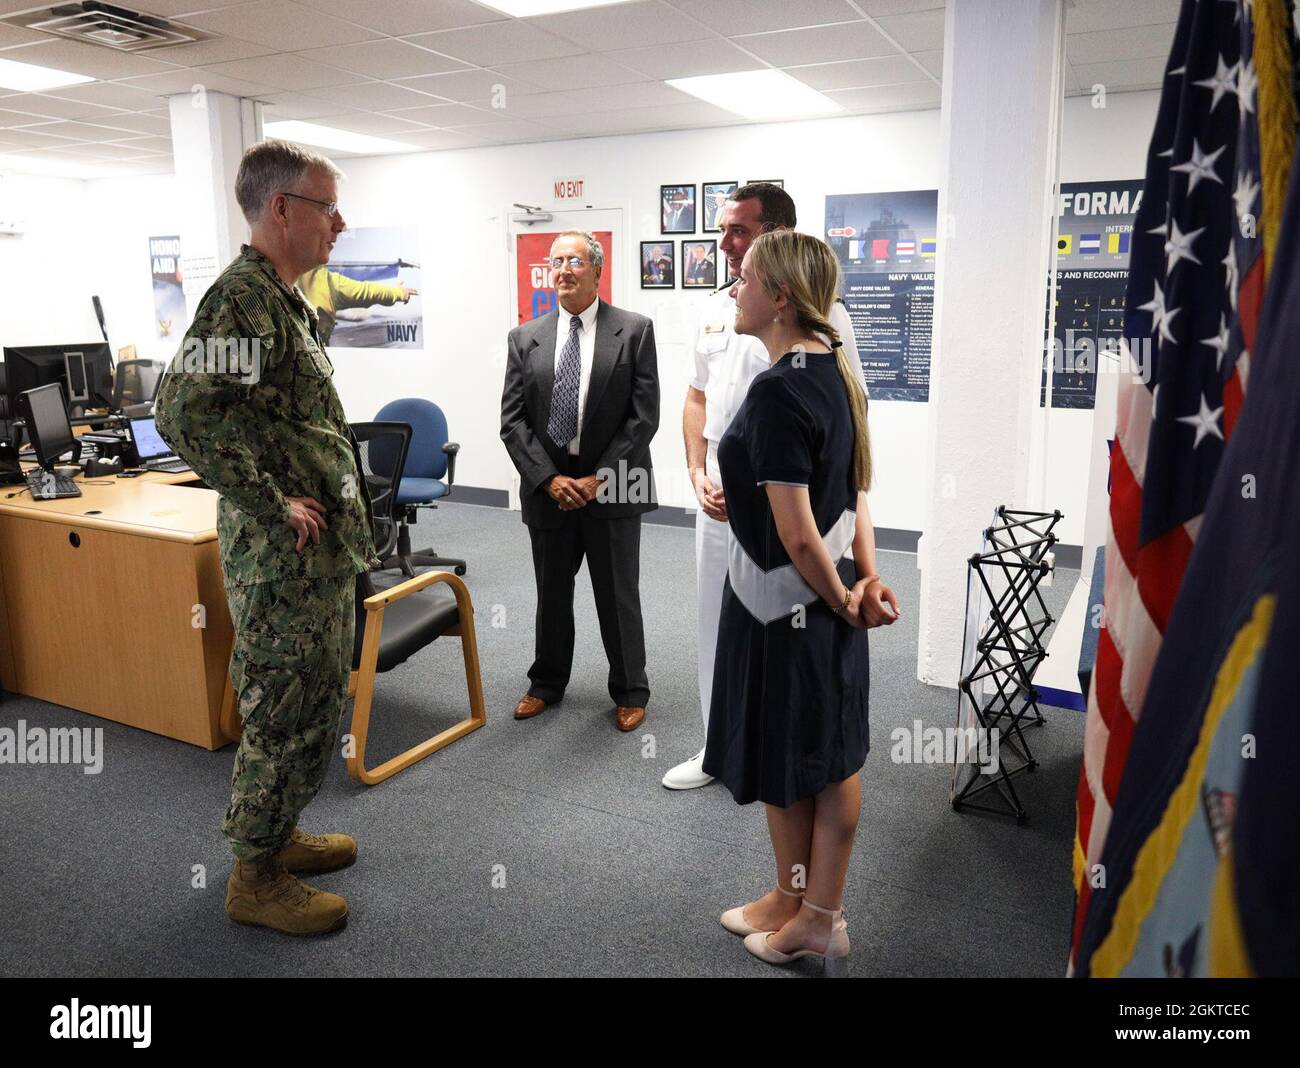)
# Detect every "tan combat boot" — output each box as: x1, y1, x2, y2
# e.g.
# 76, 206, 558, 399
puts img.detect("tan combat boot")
277, 827, 358, 874
225, 858, 349, 936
